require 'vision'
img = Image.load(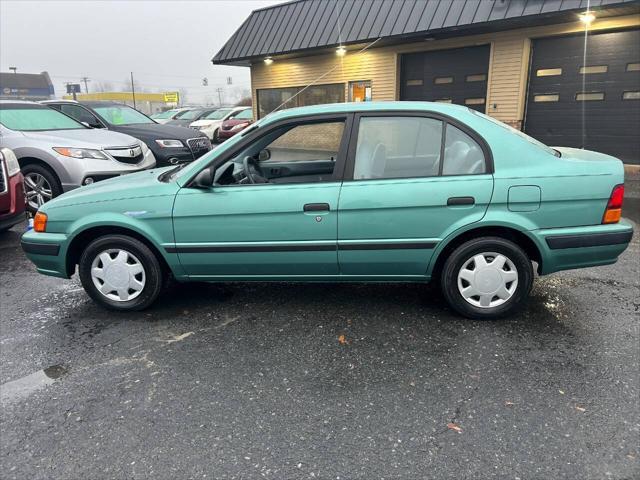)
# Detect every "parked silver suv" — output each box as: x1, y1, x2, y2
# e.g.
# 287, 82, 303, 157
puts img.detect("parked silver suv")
0, 101, 156, 212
